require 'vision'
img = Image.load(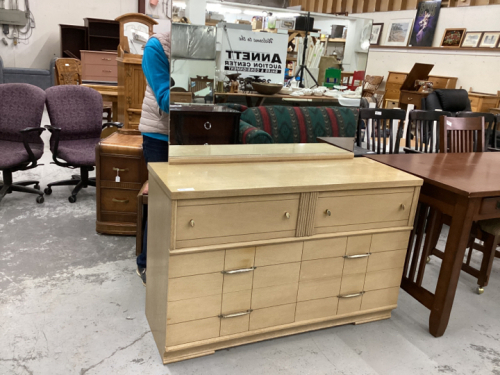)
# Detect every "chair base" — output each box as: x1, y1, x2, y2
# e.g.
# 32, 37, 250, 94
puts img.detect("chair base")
45, 167, 95, 203
0, 170, 44, 204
